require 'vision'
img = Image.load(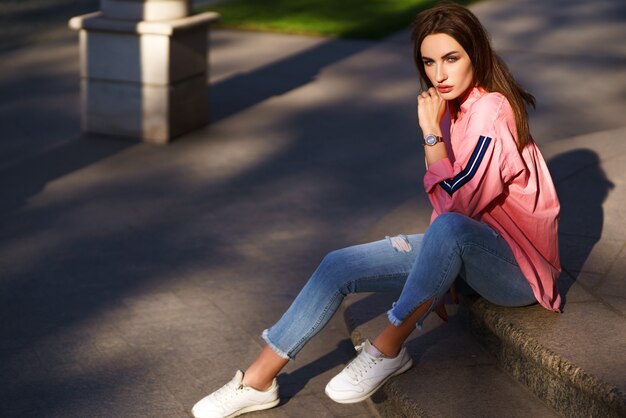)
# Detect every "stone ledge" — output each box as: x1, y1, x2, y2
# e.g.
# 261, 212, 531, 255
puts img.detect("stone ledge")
466, 296, 626, 418
69, 11, 220, 36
